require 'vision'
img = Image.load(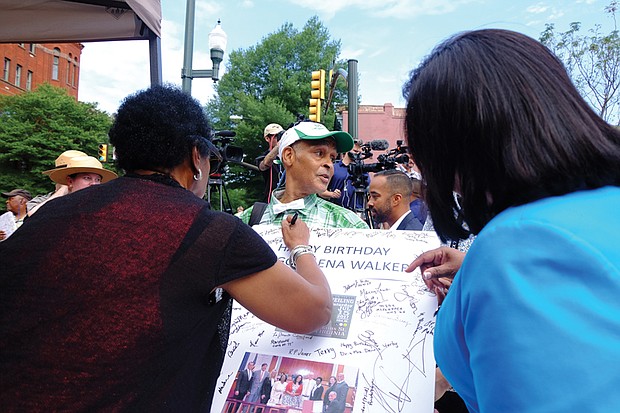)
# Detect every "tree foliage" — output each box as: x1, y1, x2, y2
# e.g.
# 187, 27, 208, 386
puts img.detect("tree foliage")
0, 84, 113, 195
206, 16, 349, 205
540, 1, 620, 124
